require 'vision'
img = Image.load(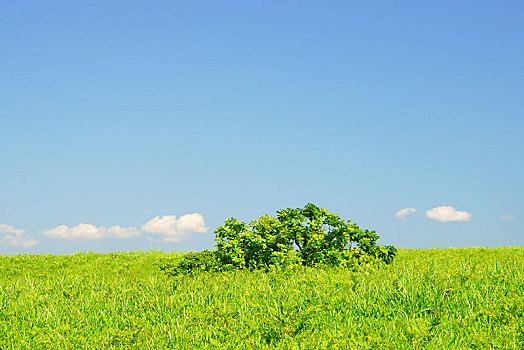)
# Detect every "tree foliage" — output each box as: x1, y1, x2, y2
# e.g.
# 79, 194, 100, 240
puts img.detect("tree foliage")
168, 203, 397, 275
216, 203, 396, 270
